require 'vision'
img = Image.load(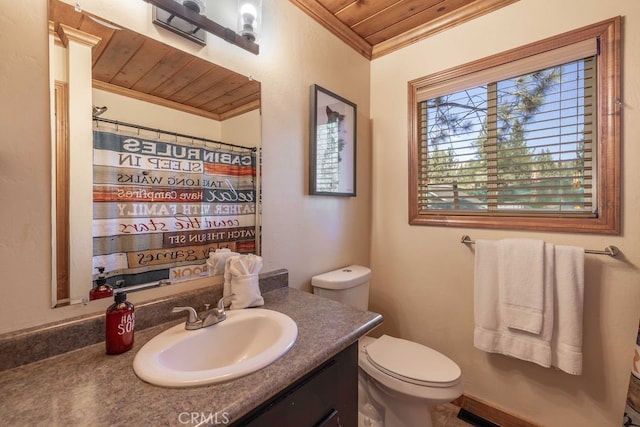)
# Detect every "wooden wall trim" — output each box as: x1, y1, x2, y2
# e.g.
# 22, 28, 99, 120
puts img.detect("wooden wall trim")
371, 0, 519, 59
288, 0, 373, 59
289, 0, 518, 60
54, 81, 70, 302
92, 80, 222, 121
56, 23, 102, 48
